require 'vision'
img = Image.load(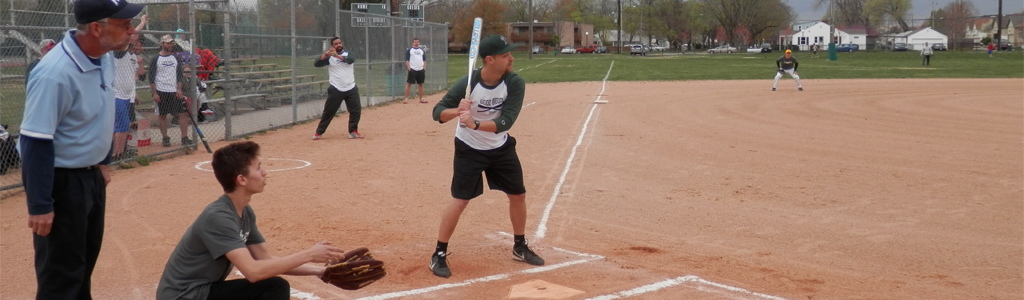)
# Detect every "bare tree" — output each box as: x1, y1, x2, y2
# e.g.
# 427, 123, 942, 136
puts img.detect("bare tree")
699, 0, 794, 46
814, 0, 872, 27
867, 0, 912, 32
